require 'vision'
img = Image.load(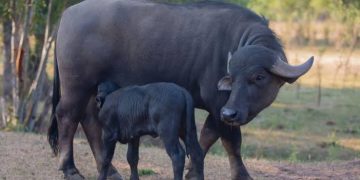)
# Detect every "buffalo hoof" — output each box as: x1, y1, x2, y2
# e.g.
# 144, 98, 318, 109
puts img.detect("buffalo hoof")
185, 168, 197, 180
107, 168, 123, 180
232, 175, 253, 180
185, 175, 198, 180
63, 168, 85, 180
